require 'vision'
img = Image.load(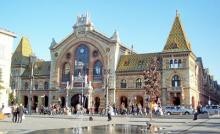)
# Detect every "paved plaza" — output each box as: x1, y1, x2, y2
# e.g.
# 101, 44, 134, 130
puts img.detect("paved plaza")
0, 114, 220, 134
